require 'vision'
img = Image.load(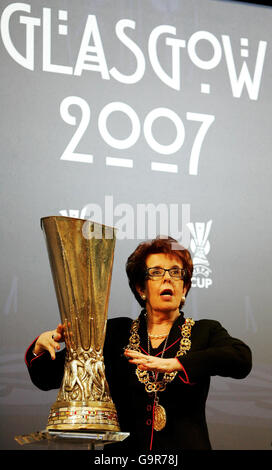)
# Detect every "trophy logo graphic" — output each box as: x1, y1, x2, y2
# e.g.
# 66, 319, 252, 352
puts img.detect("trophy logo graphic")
187, 220, 213, 289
